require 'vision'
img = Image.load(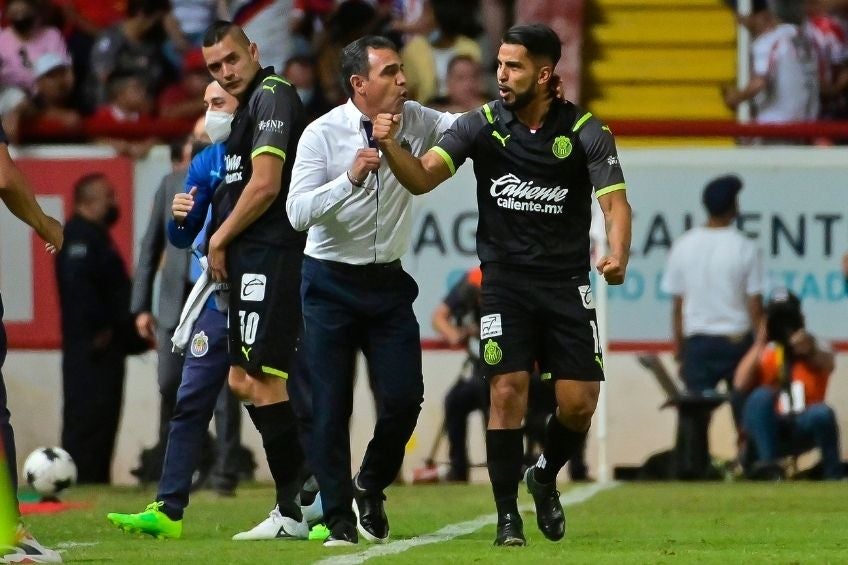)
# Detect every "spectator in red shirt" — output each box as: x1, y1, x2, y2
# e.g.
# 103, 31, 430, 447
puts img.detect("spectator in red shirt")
734, 289, 843, 480
157, 48, 209, 120
91, 72, 156, 158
